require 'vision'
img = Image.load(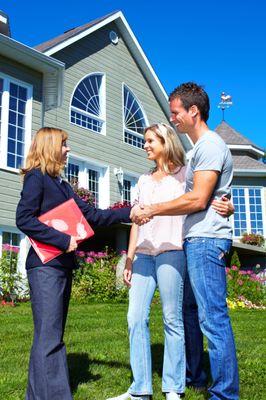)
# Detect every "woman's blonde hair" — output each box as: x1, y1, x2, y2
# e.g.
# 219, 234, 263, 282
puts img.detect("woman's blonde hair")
21, 127, 68, 177
144, 123, 185, 173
